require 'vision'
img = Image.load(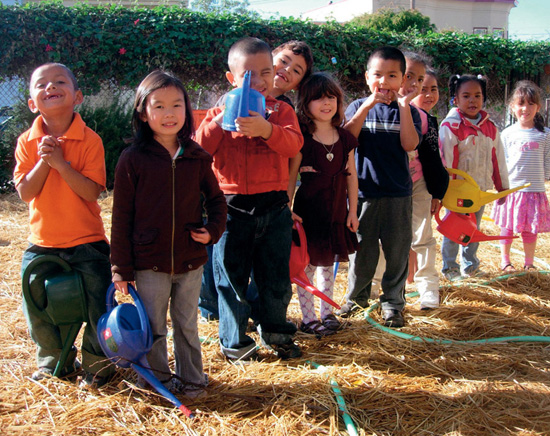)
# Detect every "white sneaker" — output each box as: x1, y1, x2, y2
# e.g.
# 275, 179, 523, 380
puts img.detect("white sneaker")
419, 289, 439, 310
